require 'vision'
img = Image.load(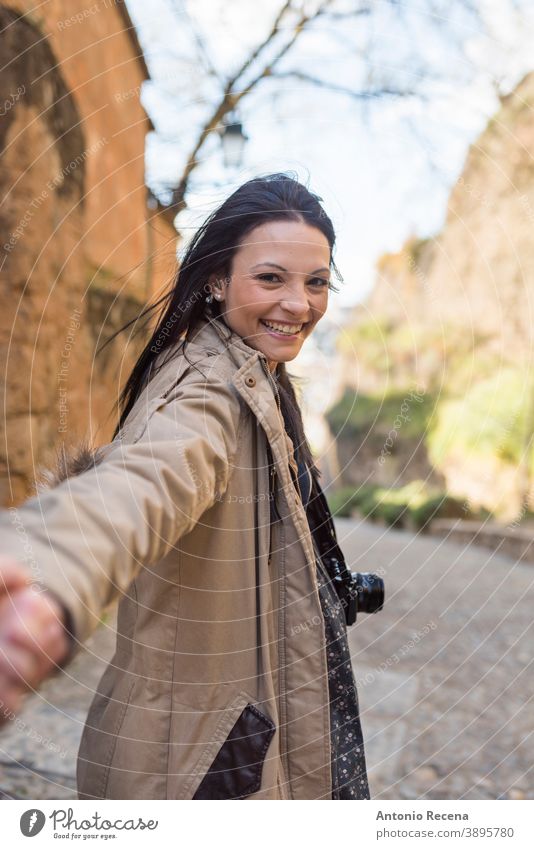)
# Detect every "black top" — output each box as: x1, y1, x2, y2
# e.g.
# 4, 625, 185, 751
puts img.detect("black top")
280, 408, 370, 800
